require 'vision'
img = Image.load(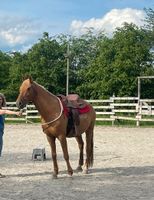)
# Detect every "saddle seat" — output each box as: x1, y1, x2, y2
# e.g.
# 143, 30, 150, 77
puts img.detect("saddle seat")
58, 94, 87, 109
